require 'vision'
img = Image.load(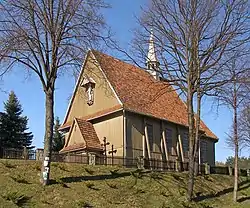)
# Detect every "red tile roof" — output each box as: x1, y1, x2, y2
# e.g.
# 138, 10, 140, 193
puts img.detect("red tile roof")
75, 118, 102, 150
92, 50, 217, 140
60, 118, 103, 153
60, 143, 87, 153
